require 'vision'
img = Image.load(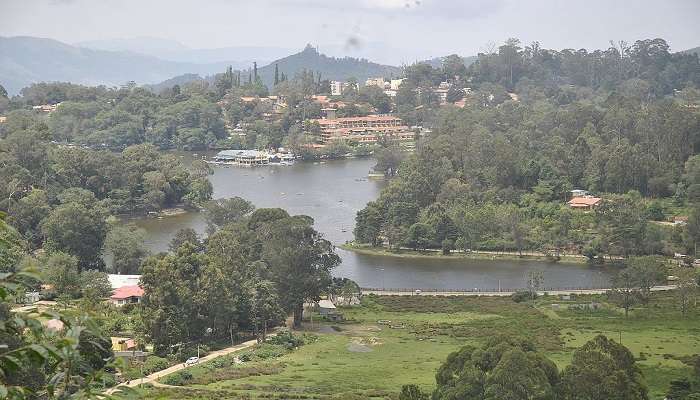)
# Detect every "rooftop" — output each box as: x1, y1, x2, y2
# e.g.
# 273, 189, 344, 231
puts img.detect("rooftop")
108, 274, 141, 289
111, 285, 144, 300
568, 196, 602, 207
